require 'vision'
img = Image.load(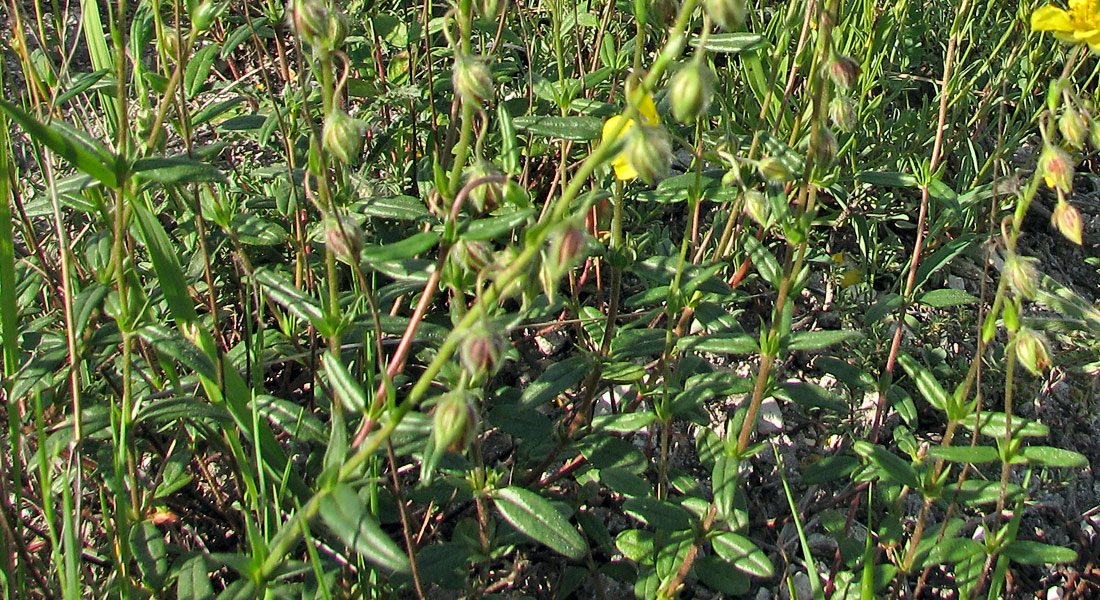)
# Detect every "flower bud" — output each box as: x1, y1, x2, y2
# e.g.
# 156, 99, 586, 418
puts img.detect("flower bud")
1059, 106, 1088, 150
192, 0, 225, 32
289, 0, 329, 47
1090, 119, 1100, 150
1005, 254, 1040, 299
624, 125, 672, 184
669, 62, 715, 123
324, 217, 363, 262
829, 94, 857, 132
322, 109, 365, 164
742, 189, 770, 226
475, 0, 504, 21
1051, 199, 1083, 245
464, 160, 504, 212
432, 392, 475, 453
555, 225, 587, 267
757, 157, 793, 182
453, 54, 493, 108
1038, 143, 1074, 193
807, 125, 837, 166
828, 54, 861, 91
159, 27, 181, 61
460, 324, 505, 377
703, 0, 746, 31
449, 239, 493, 272
324, 9, 348, 49
1015, 328, 1052, 376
